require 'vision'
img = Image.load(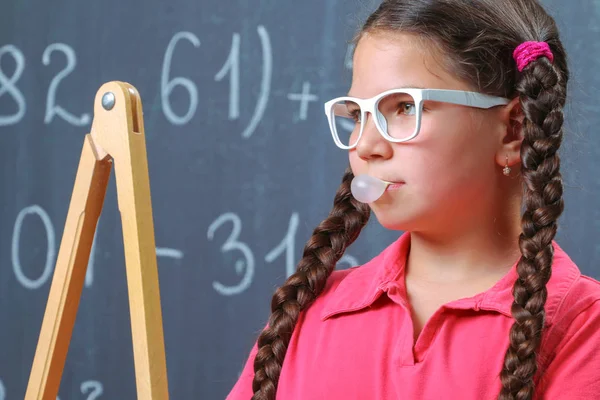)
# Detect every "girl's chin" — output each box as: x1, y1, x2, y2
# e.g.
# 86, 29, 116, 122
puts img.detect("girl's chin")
369, 202, 425, 232
370, 211, 412, 231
